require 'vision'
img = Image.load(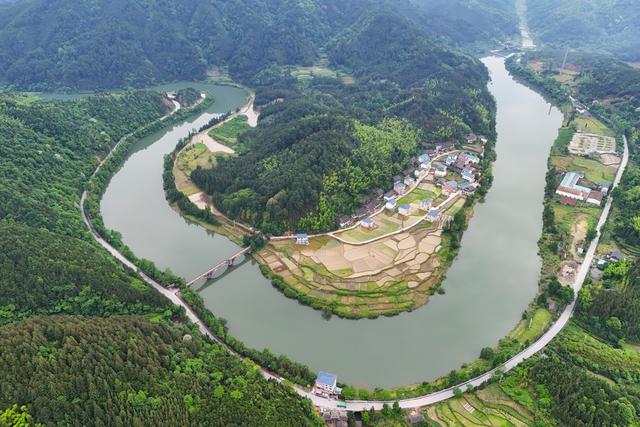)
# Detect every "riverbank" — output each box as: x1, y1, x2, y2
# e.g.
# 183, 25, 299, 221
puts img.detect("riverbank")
169, 98, 496, 318
84, 74, 630, 412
